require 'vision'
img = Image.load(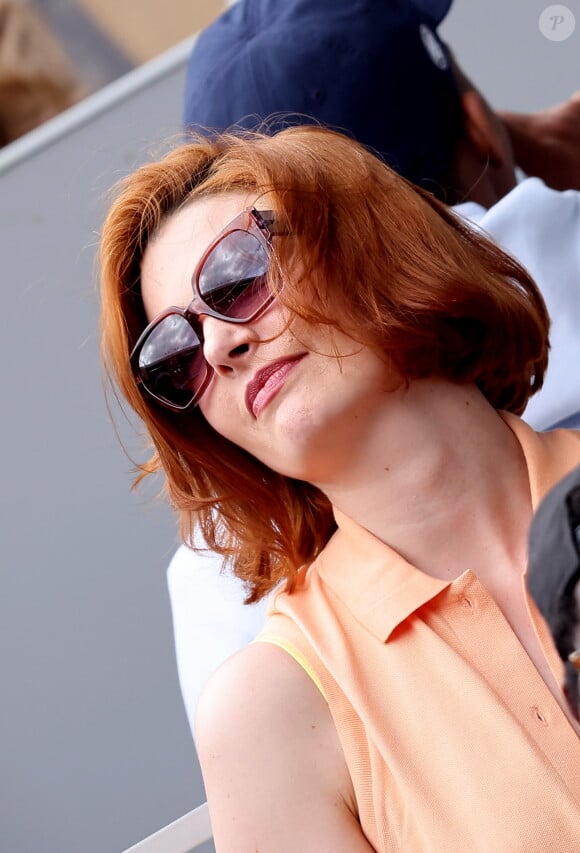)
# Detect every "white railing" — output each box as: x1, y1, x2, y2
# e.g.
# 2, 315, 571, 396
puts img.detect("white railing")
122, 802, 212, 852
